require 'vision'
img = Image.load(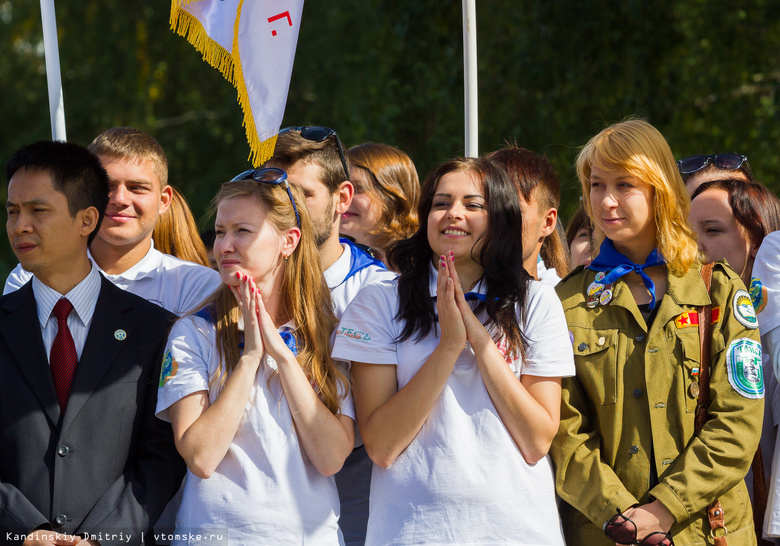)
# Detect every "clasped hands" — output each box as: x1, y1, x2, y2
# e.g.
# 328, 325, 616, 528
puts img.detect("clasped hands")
436, 252, 490, 353
229, 272, 293, 364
